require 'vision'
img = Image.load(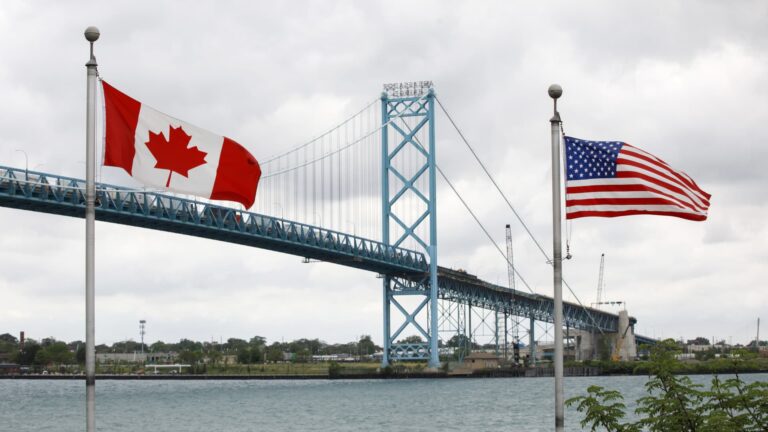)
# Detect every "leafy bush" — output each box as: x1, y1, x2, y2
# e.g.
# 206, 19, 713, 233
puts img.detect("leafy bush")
567, 339, 768, 431
327, 361, 342, 377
